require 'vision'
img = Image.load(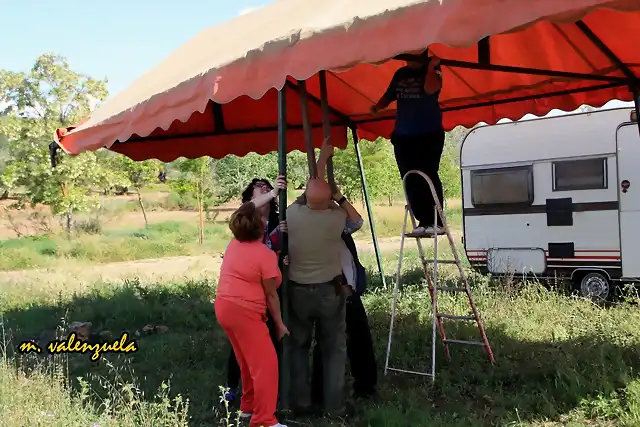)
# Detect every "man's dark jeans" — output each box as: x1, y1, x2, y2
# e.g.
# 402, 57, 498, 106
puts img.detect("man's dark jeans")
288, 281, 347, 414
311, 291, 378, 403
391, 129, 446, 228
